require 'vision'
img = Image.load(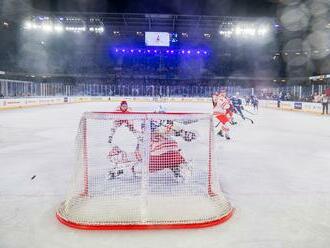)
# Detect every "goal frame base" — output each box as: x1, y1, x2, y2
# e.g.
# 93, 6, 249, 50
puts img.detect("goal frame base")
56, 209, 233, 230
